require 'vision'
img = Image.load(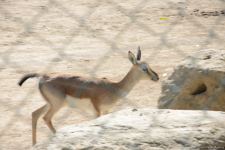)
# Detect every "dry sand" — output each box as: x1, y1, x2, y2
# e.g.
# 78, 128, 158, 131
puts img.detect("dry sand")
0, 0, 224, 149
